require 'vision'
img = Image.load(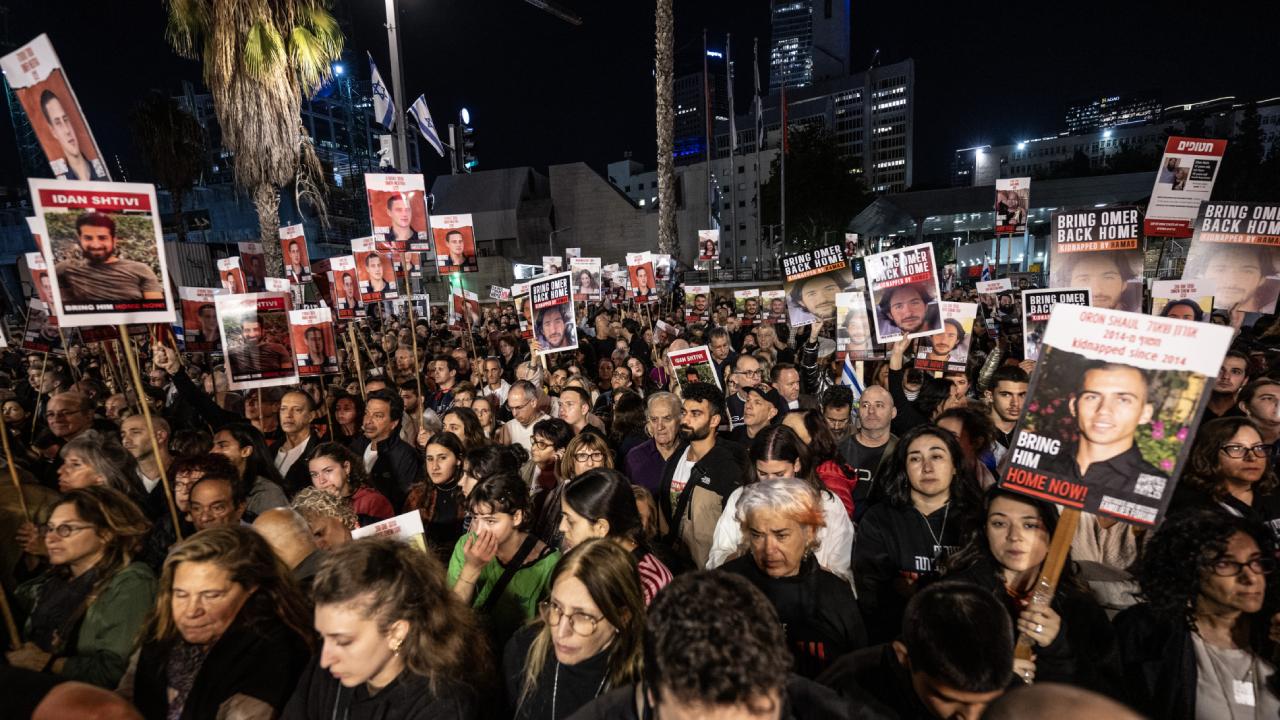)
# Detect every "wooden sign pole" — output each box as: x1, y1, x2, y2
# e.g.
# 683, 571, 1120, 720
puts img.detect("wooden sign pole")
0, 410, 29, 521
118, 325, 183, 541
347, 325, 367, 400
1013, 507, 1081, 662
